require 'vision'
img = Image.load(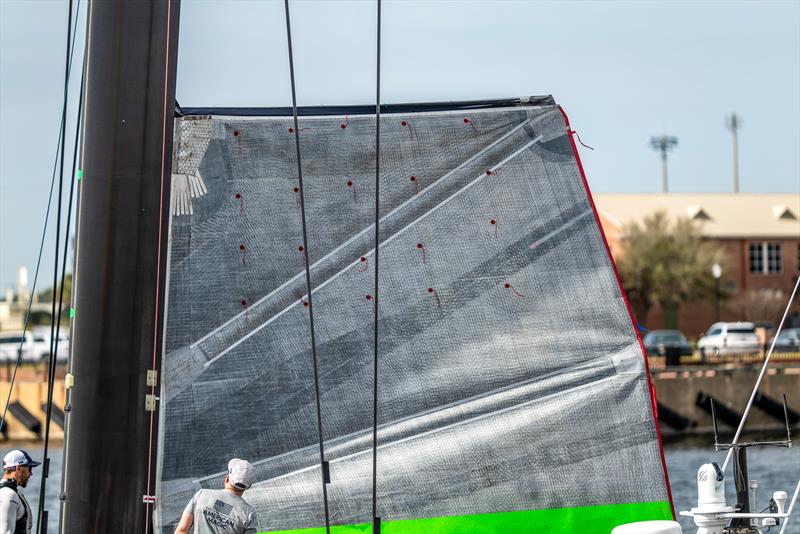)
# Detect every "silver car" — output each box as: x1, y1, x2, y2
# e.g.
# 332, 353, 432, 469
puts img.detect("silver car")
697, 321, 761, 357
